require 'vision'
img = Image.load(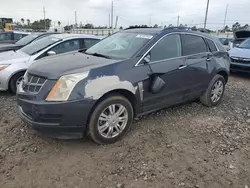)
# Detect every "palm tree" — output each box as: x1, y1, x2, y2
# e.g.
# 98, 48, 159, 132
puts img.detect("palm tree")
58, 21, 61, 26
27, 19, 30, 26
21, 18, 25, 25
